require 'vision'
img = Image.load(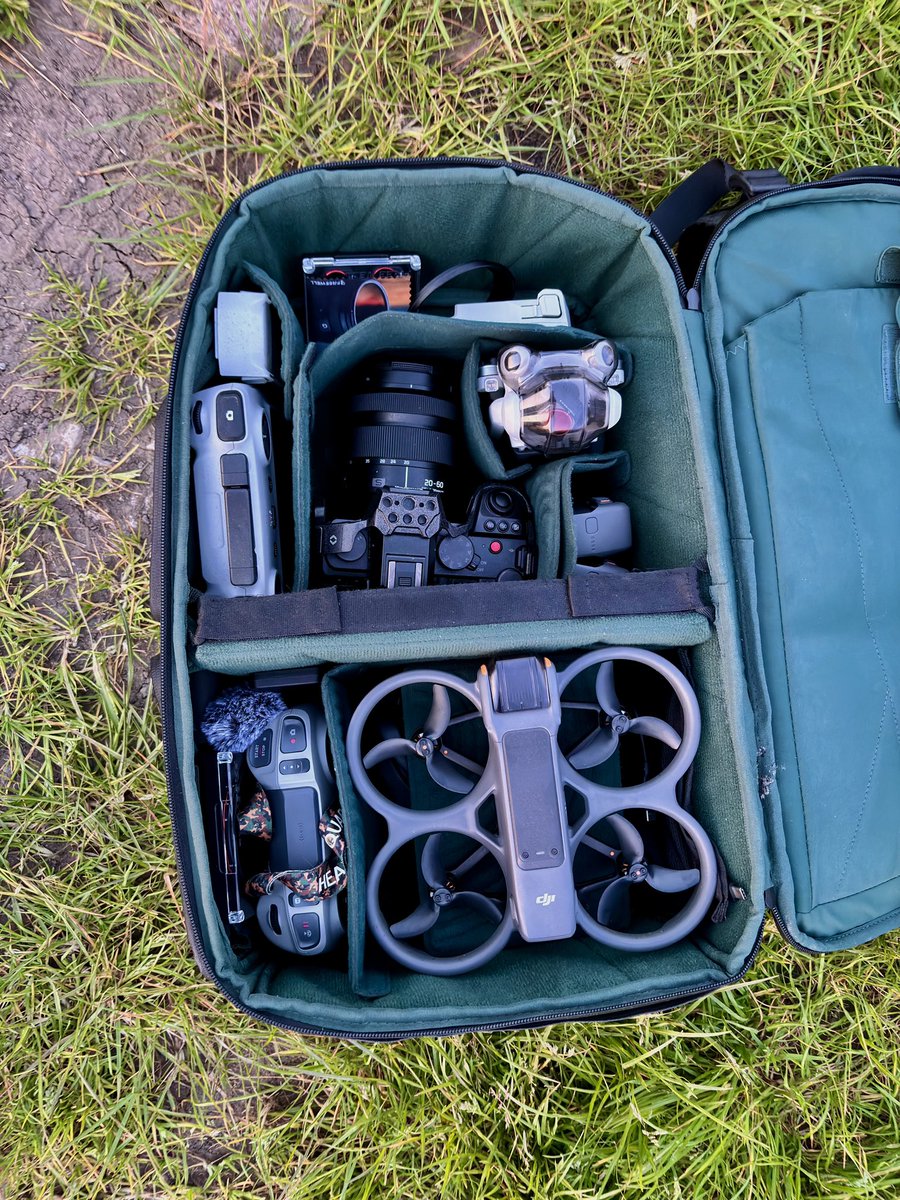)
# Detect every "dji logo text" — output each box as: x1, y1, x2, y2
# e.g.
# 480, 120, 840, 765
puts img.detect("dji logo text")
535, 893, 556, 907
